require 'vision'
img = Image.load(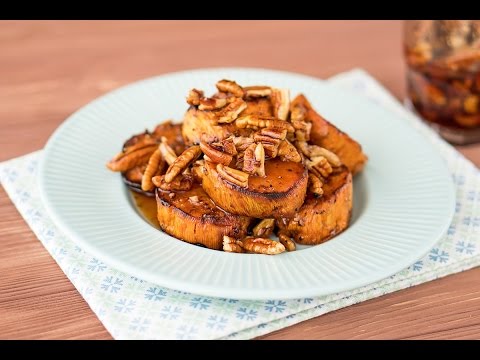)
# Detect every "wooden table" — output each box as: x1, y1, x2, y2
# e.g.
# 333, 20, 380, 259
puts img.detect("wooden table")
1, 20, 479, 340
